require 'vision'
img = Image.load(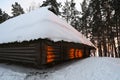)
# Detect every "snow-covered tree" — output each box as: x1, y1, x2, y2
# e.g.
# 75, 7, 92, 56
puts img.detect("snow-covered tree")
0, 8, 9, 23
40, 0, 61, 15
61, 0, 80, 30
0, 9, 3, 23
27, 2, 40, 12
11, 2, 24, 17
